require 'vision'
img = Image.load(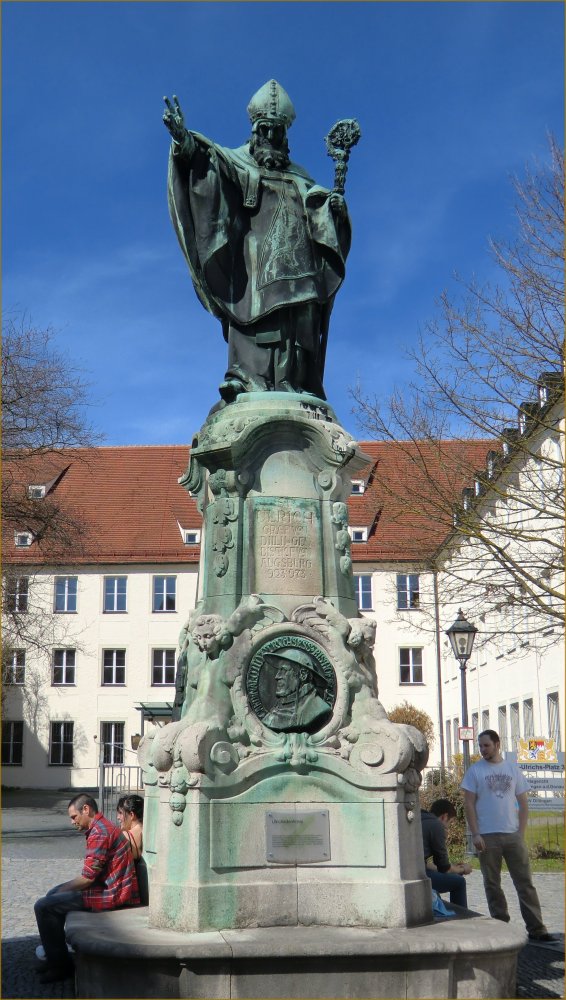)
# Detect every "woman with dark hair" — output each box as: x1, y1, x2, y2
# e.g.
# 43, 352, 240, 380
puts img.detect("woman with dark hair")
116, 794, 148, 905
